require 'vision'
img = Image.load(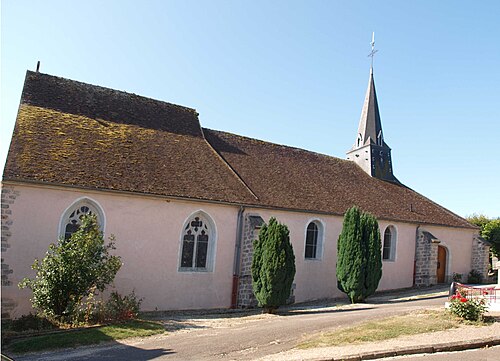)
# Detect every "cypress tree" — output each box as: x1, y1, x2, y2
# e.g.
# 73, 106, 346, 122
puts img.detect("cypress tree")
251, 217, 296, 312
336, 206, 382, 303
361, 212, 382, 299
